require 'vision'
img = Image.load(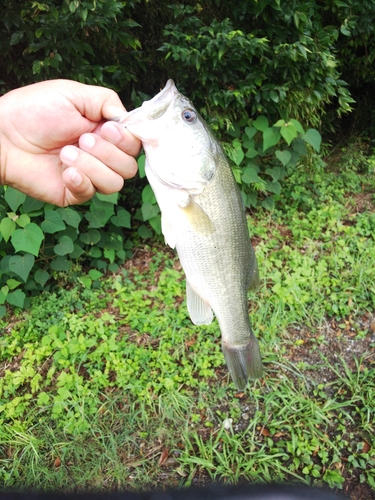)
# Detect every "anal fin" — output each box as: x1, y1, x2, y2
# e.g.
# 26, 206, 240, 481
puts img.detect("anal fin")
186, 280, 214, 325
